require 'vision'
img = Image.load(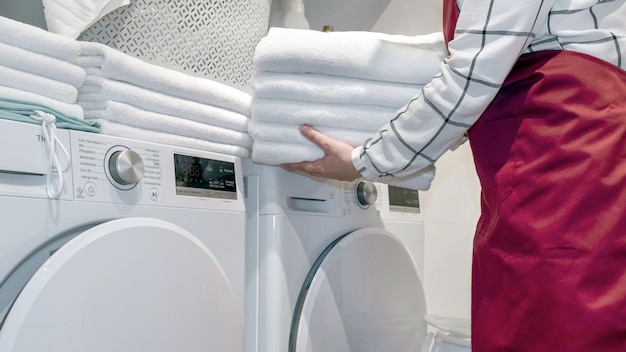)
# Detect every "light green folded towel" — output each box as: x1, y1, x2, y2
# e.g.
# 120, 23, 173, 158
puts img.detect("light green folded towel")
0, 98, 100, 133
